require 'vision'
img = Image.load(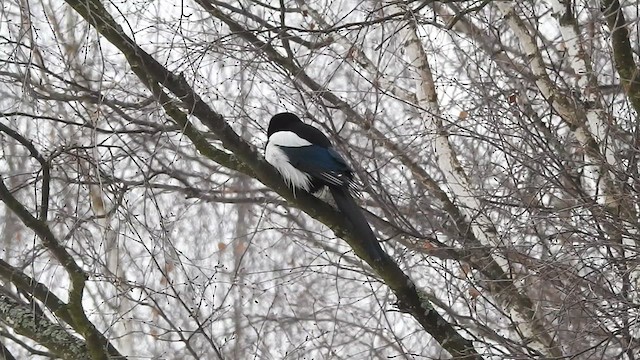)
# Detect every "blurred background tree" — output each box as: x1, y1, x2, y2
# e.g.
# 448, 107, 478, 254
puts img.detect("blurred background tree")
0, 0, 639, 358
